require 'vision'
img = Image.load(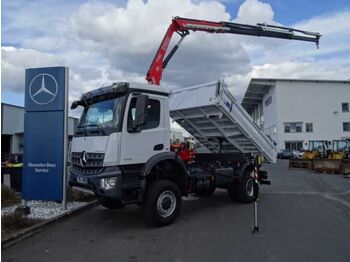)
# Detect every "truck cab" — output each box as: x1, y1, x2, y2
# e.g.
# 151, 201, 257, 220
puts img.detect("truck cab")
69, 82, 190, 224
71, 81, 171, 162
